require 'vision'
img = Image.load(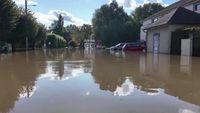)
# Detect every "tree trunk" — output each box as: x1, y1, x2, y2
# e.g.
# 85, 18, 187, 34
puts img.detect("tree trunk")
12, 42, 16, 52
32, 42, 35, 50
